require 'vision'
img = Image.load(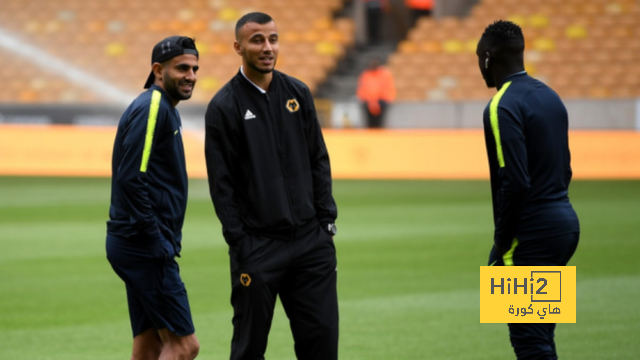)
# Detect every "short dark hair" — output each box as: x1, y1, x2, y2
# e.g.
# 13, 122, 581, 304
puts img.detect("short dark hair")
481, 20, 524, 53
235, 12, 273, 39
